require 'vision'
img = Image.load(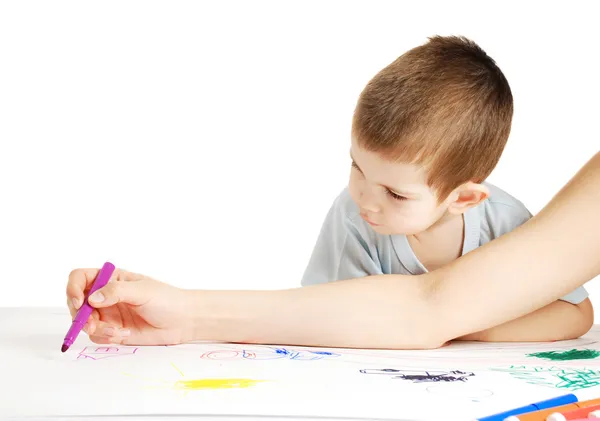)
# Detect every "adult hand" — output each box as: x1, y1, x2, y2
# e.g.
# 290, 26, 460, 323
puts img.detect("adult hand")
66, 268, 194, 345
